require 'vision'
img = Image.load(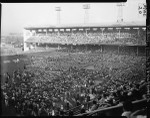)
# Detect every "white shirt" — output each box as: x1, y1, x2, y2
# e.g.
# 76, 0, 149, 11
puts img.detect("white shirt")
122, 111, 132, 118
136, 115, 147, 118
89, 94, 95, 100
